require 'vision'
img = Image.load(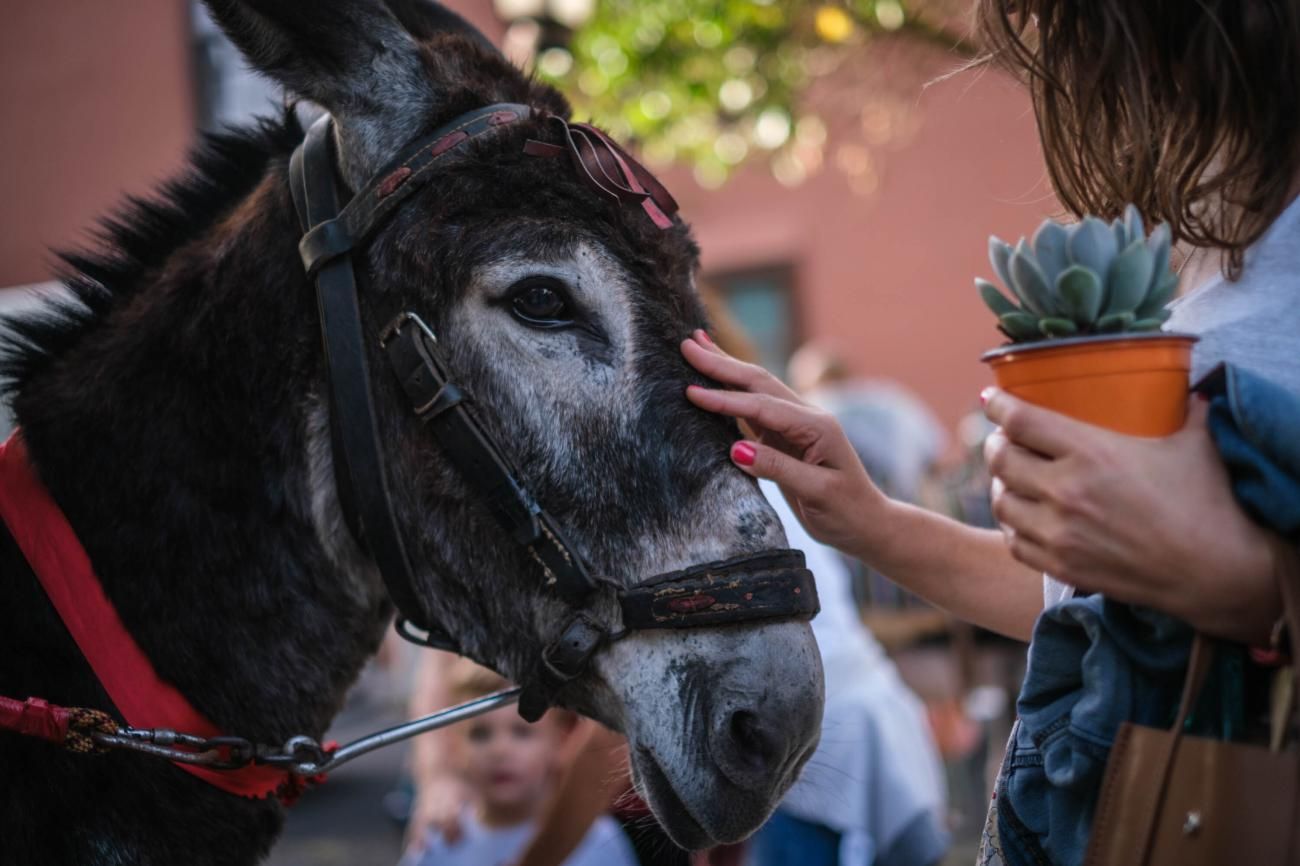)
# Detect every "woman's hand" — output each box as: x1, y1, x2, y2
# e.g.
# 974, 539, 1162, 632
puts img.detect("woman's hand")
681, 330, 888, 554
982, 387, 1281, 643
